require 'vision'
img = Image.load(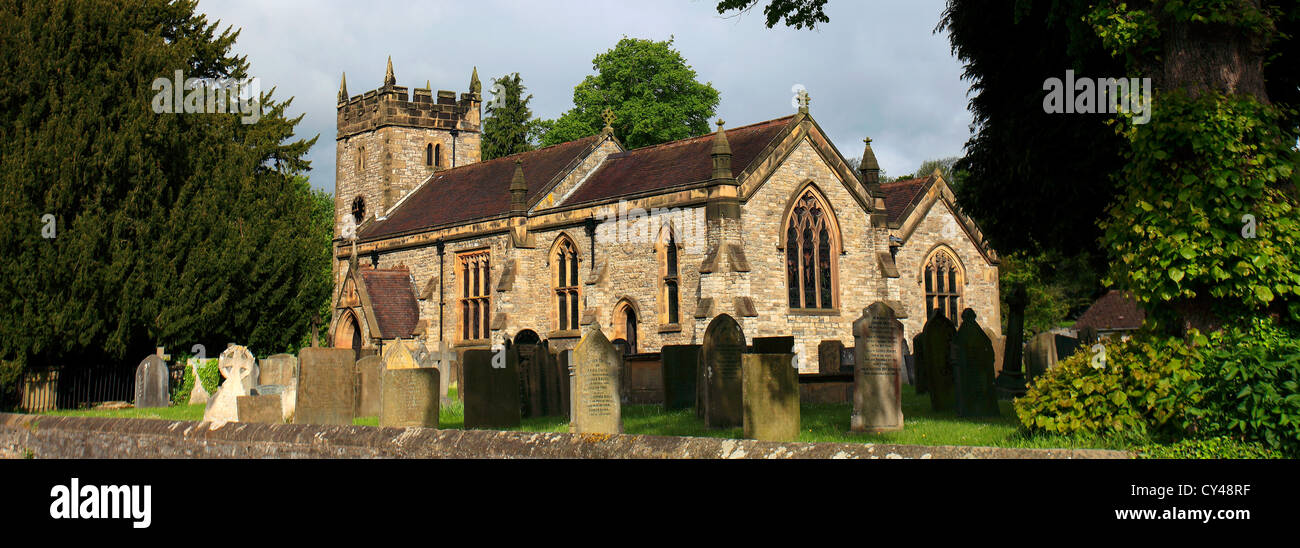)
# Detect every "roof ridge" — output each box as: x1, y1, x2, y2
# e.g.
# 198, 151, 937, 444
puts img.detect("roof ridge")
438, 133, 600, 174
621, 115, 796, 153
